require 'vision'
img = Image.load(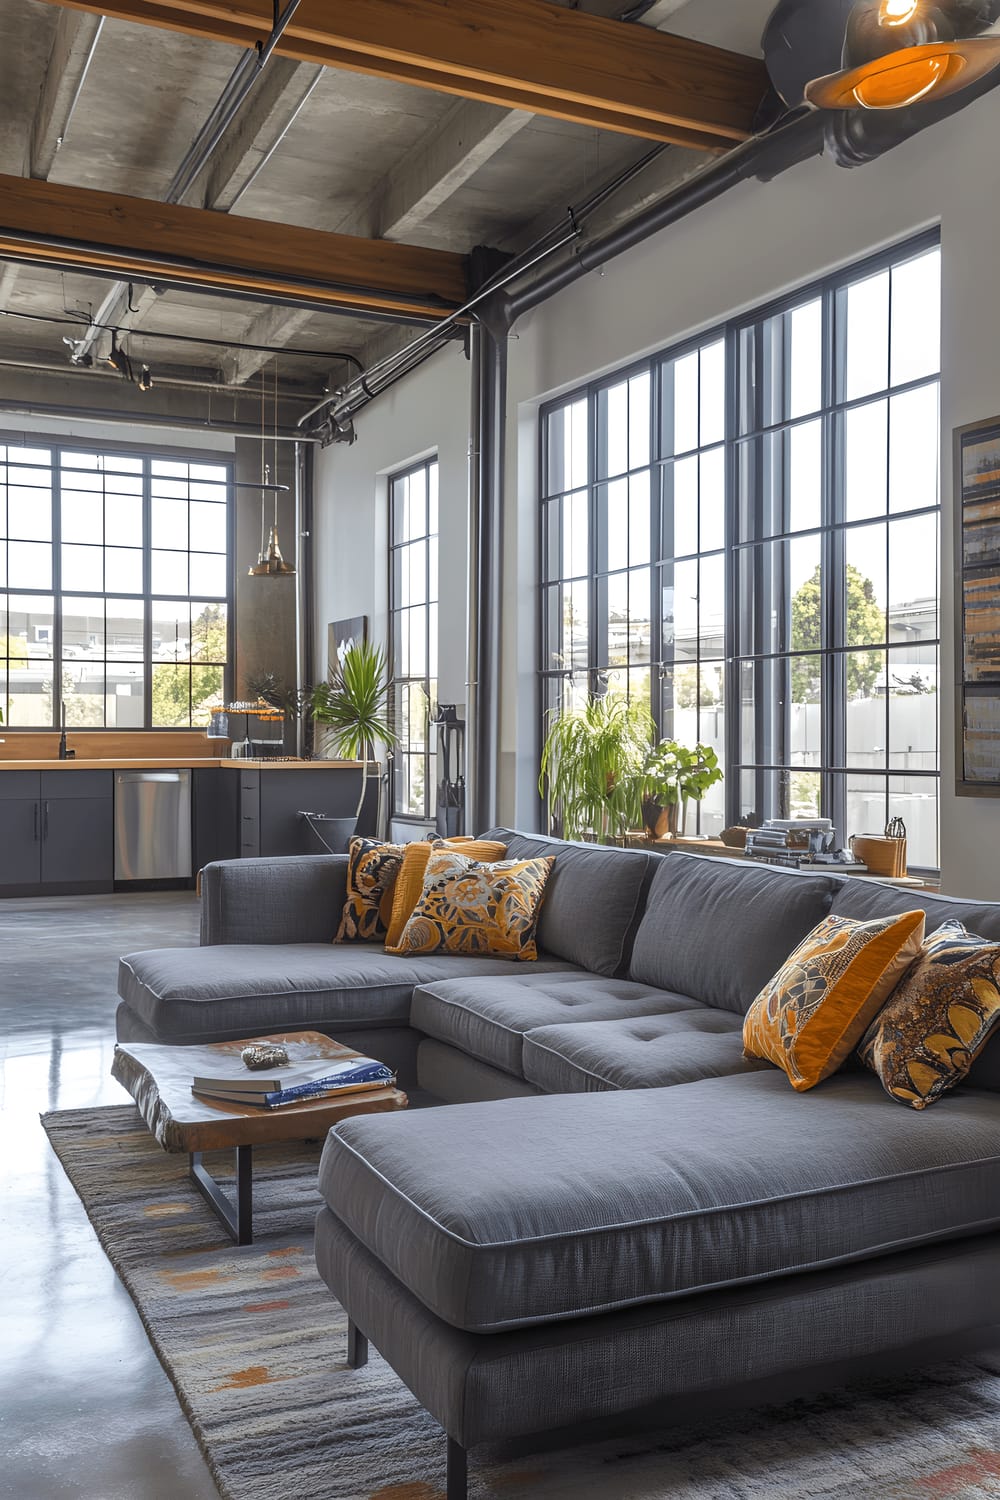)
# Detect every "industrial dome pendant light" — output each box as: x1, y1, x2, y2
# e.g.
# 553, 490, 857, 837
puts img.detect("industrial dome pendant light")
805, 0, 1000, 109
